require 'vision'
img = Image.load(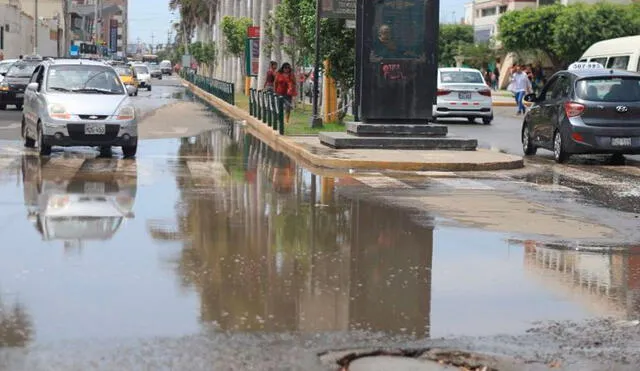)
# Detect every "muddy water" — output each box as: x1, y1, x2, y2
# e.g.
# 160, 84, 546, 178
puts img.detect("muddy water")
0, 116, 638, 352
